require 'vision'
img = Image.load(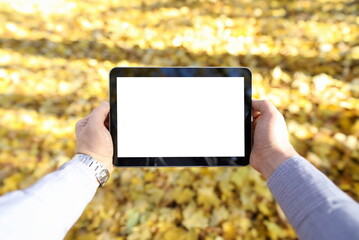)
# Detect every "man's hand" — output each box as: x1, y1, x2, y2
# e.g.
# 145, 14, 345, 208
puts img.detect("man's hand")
75, 101, 114, 173
250, 100, 298, 180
